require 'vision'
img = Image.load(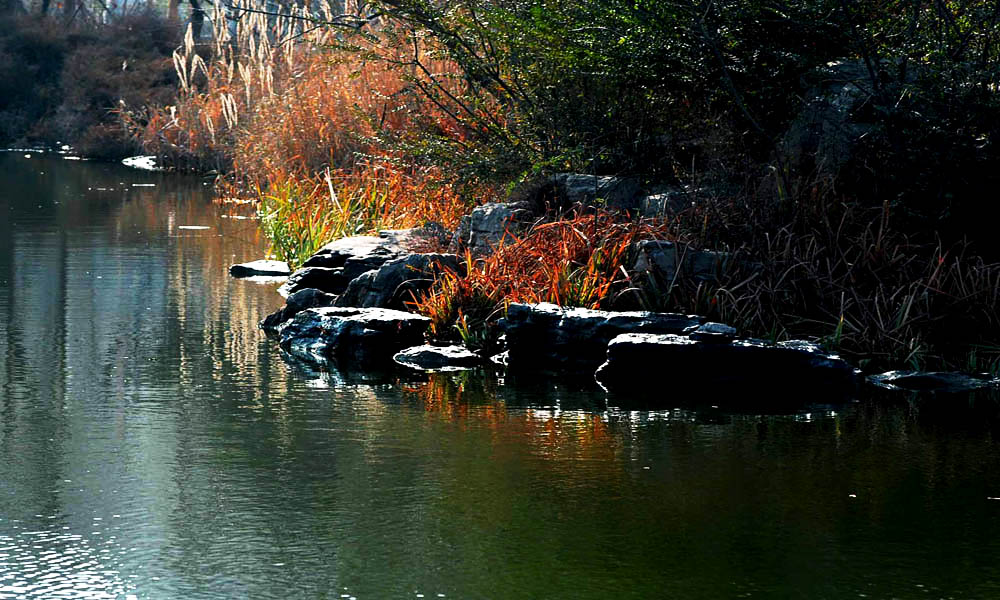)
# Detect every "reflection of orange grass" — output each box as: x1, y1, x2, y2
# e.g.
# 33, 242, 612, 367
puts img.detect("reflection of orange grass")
402, 375, 625, 463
